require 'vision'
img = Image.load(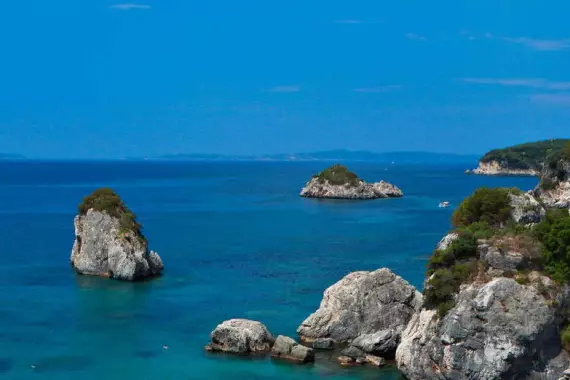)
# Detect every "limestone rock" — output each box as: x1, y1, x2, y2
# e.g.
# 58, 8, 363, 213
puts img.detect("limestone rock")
509, 192, 545, 224
205, 319, 275, 354
271, 335, 314, 363
312, 338, 334, 350
469, 160, 538, 176
71, 209, 163, 281
349, 330, 399, 358
300, 165, 403, 199
297, 268, 422, 358
396, 278, 570, 380
436, 232, 459, 251
535, 158, 570, 209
